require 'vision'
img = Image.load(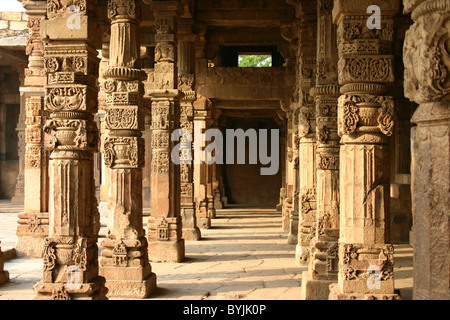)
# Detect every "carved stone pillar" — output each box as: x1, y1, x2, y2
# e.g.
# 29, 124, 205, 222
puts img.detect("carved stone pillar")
16, 0, 49, 258
98, 40, 110, 208
282, 109, 294, 232
11, 65, 27, 205
33, 0, 107, 300
403, 0, 450, 300
205, 117, 216, 220
328, 0, 401, 300
301, 0, 340, 300
296, 1, 318, 265
193, 95, 211, 229
99, 0, 157, 298
287, 106, 299, 244
178, 20, 201, 241
0, 241, 9, 285
212, 162, 224, 209
147, 0, 185, 263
